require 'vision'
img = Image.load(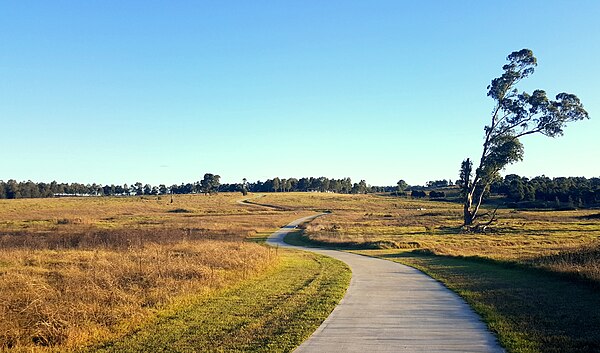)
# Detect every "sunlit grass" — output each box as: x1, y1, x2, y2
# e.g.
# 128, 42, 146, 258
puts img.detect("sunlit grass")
258, 192, 600, 352
257, 192, 600, 282
353, 249, 600, 353
0, 193, 313, 240
0, 193, 317, 351
4, 191, 599, 352
89, 250, 350, 353
0, 241, 276, 351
